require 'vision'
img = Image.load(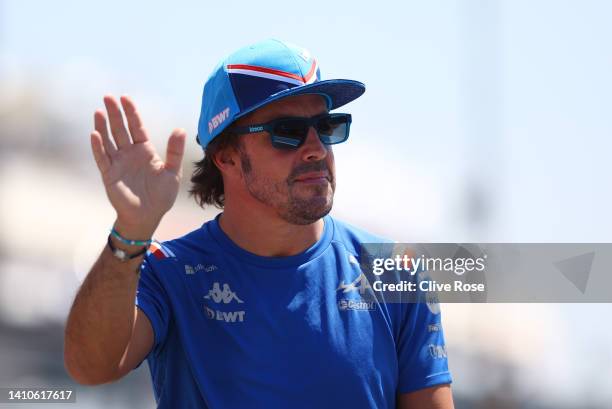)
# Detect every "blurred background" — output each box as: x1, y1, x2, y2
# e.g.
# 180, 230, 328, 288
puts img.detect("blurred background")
1, 0, 611, 408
